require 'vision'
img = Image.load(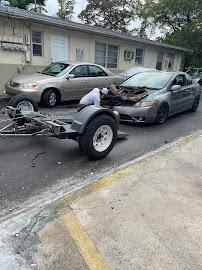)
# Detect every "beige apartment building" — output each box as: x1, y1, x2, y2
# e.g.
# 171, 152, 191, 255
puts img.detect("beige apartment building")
0, 5, 191, 93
